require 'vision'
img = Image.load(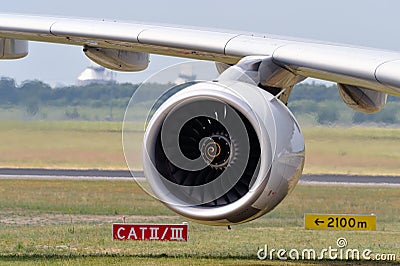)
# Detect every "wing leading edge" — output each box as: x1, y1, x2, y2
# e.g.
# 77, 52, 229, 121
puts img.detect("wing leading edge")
0, 14, 400, 96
